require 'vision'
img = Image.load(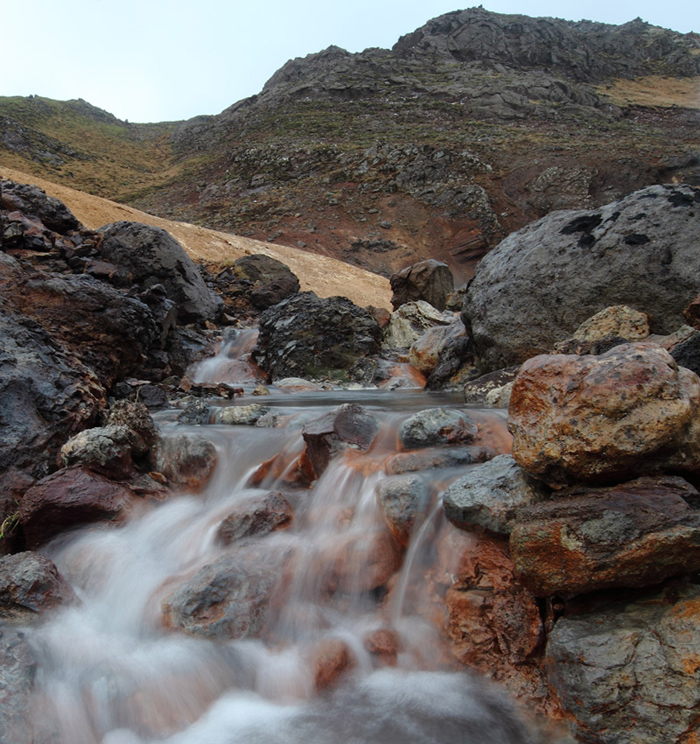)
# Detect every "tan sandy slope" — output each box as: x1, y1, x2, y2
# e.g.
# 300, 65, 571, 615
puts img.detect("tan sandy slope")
0, 165, 392, 310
